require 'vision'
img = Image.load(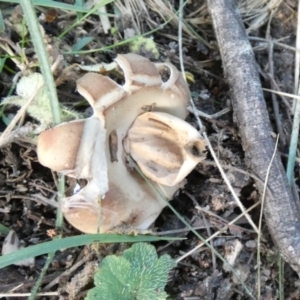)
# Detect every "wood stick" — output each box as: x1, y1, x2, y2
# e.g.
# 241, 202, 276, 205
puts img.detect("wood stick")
207, 0, 300, 274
